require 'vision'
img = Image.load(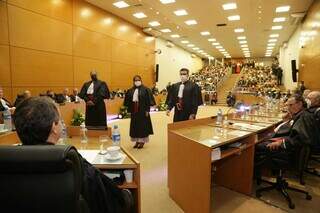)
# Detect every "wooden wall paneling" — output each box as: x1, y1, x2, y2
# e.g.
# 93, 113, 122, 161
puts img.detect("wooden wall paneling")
7, 0, 73, 23
111, 18, 138, 45
73, 26, 111, 61
2, 86, 12, 103
73, 56, 112, 86
136, 32, 155, 50
300, 56, 320, 90
0, 1, 9, 45
7, 5, 72, 54
111, 39, 138, 65
0, 45, 11, 86
111, 62, 136, 89
10, 47, 73, 87
73, 0, 114, 37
